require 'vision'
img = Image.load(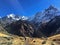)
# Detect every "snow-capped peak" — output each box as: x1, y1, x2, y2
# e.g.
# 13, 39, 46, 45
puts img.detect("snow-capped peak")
32, 5, 60, 24
21, 16, 28, 20
7, 14, 28, 21
7, 14, 21, 20
7, 14, 15, 18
